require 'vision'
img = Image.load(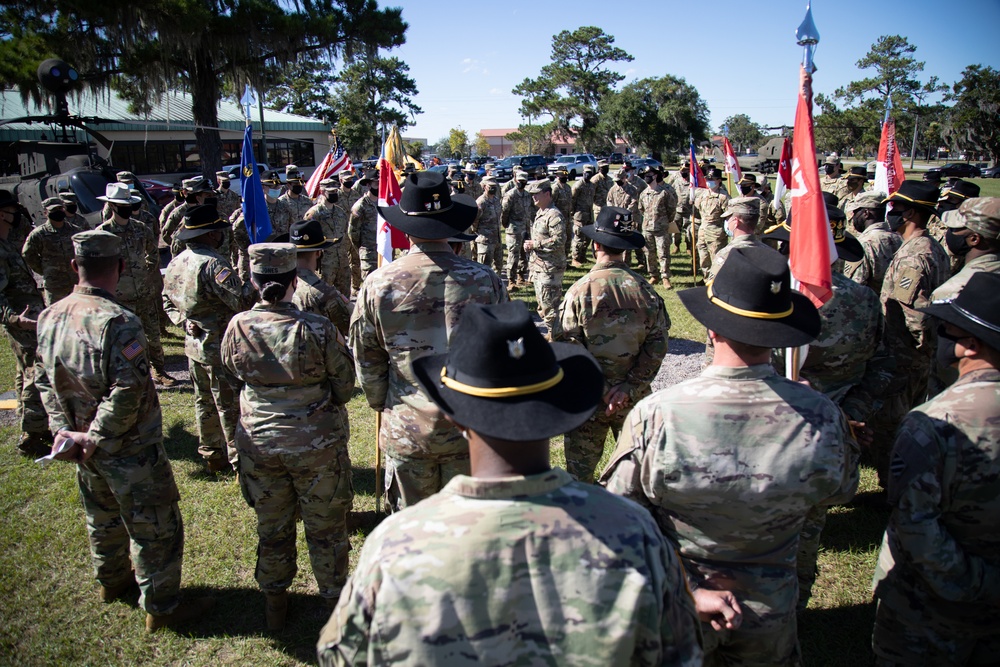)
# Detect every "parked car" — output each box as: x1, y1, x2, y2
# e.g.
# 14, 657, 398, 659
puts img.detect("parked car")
494, 155, 547, 181
630, 158, 663, 171
926, 162, 982, 178
140, 179, 175, 207
609, 152, 625, 164
547, 153, 598, 178
980, 164, 1000, 178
